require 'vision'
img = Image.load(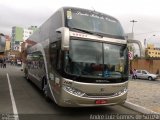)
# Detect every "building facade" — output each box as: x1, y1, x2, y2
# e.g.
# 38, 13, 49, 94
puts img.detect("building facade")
145, 44, 160, 58
11, 26, 23, 51
11, 26, 37, 51
5, 35, 11, 51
